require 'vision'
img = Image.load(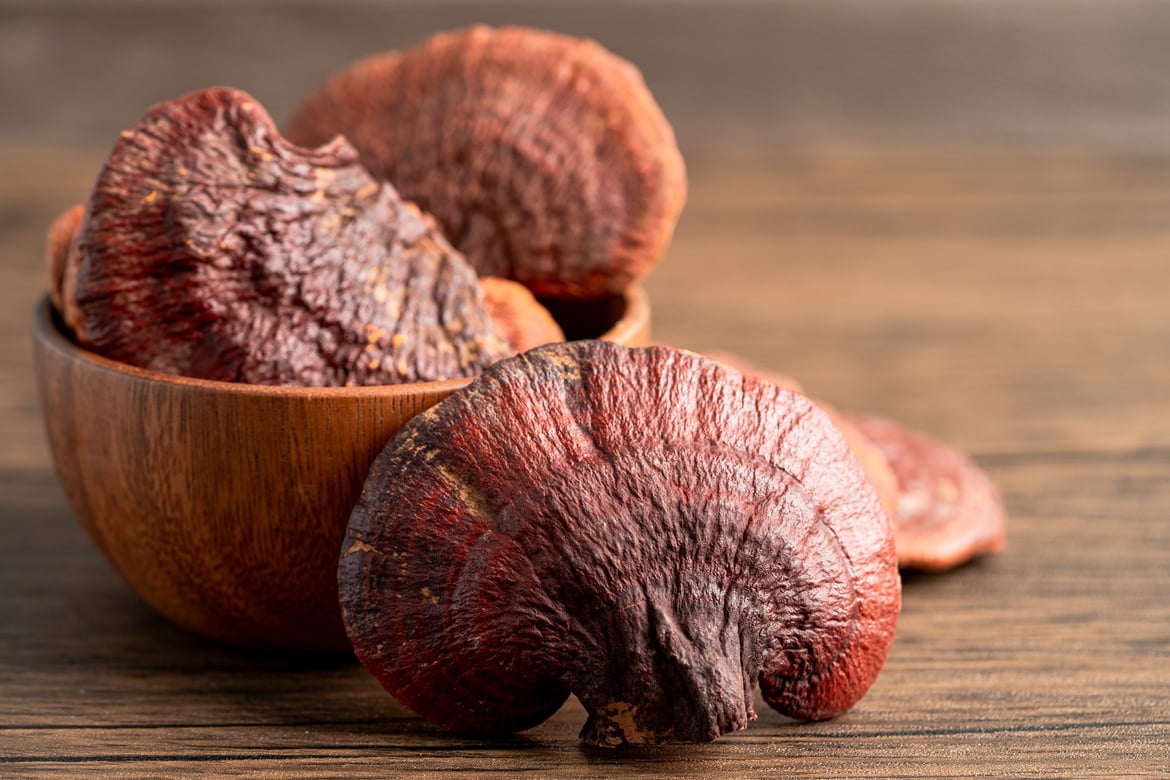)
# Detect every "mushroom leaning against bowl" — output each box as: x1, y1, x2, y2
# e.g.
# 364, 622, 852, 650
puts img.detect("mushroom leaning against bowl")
340, 341, 901, 747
